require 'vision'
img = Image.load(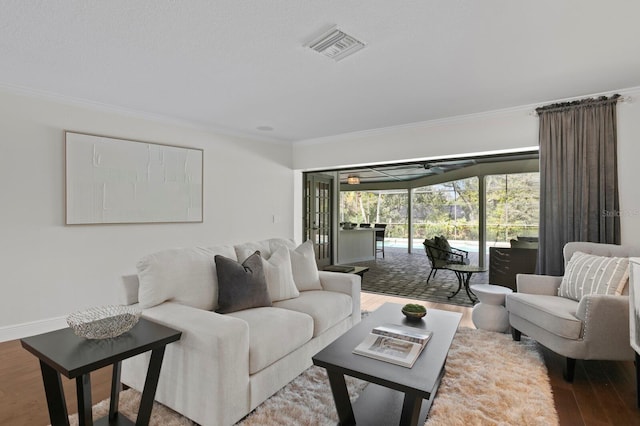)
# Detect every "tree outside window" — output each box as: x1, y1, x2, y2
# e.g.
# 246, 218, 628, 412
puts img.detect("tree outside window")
340, 172, 539, 250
